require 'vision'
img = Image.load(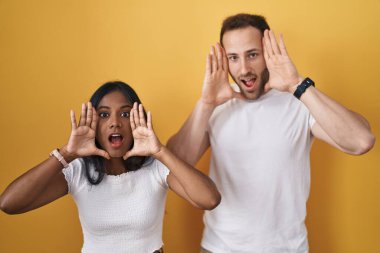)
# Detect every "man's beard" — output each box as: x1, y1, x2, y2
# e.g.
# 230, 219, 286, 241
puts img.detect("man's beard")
231, 68, 269, 100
